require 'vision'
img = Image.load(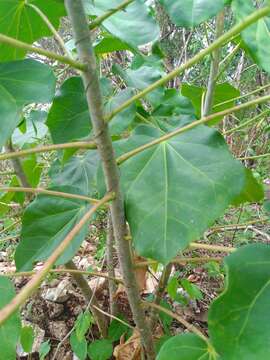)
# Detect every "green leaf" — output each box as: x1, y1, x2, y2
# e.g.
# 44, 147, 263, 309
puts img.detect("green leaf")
39, 340, 51, 360
12, 111, 48, 147
157, 333, 211, 359
209, 244, 270, 359
0, 0, 65, 61
15, 186, 91, 271
181, 279, 203, 300
232, 0, 270, 74
47, 77, 91, 144
152, 89, 196, 118
108, 317, 128, 342
119, 125, 245, 263
159, 0, 229, 28
117, 63, 165, 107
20, 326, 34, 353
88, 339, 113, 360
22, 154, 43, 187
106, 88, 137, 135
94, 35, 134, 55
84, 0, 159, 47
0, 277, 21, 360
49, 151, 99, 195
75, 311, 93, 341
0, 59, 56, 149
181, 83, 240, 124
70, 332, 87, 360
232, 168, 264, 205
